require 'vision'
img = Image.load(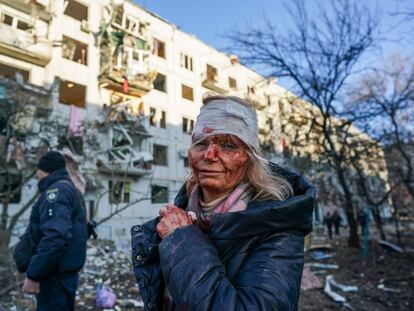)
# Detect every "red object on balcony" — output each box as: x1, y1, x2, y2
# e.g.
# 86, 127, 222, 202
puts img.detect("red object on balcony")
122, 77, 129, 93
